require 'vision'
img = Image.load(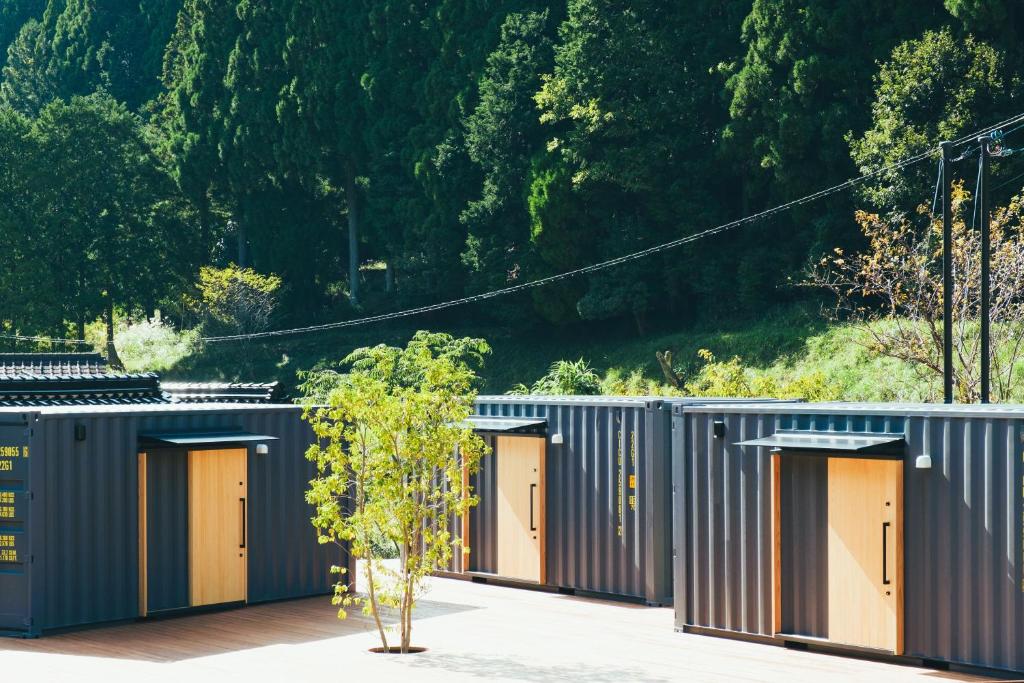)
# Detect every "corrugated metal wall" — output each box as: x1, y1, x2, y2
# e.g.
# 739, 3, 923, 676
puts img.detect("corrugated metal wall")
474, 399, 672, 603
676, 406, 1024, 673
902, 414, 1022, 671
37, 412, 139, 630
242, 409, 339, 604
32, 406, 340, 632
674, 407, 774, 634
0, 417, 32, 633
780, 455, 827, 637
145, 449, 189, 612
467, 433, 498, 574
